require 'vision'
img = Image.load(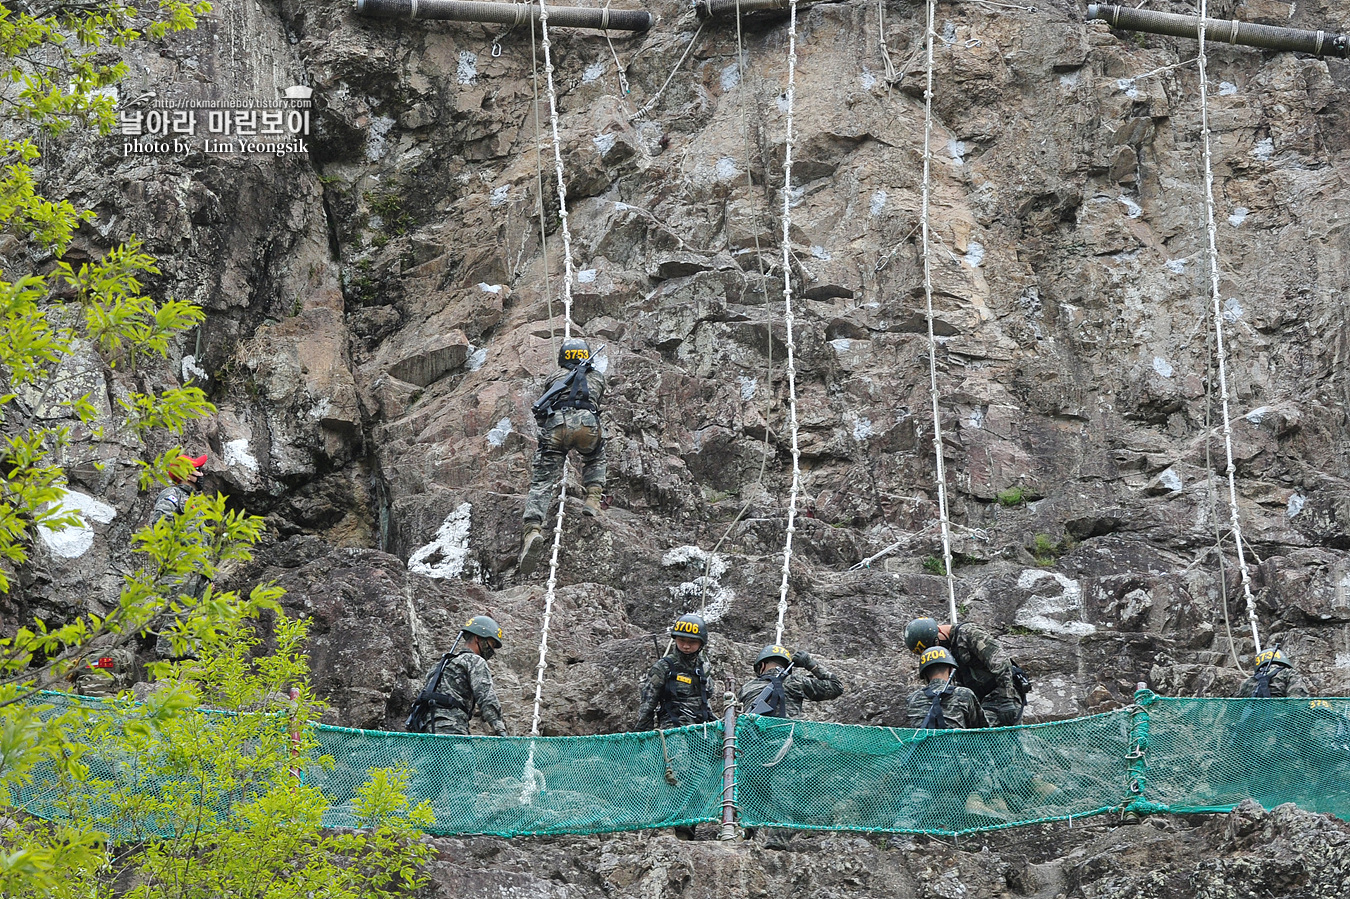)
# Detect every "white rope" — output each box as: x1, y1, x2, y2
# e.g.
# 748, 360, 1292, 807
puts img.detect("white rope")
1196, 0, 1262, 655
631, 23, 705, 122
528, 0, 581, 736
773, 0, 802, 647
918, 0, 958, 624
